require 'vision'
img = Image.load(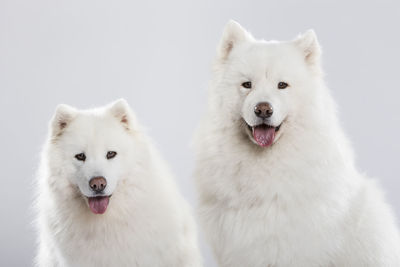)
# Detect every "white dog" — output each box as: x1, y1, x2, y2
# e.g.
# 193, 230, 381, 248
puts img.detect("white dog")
36, 99, 202, 267
194, 20, 400, 267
